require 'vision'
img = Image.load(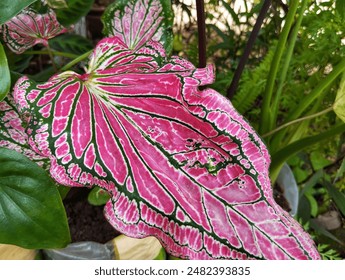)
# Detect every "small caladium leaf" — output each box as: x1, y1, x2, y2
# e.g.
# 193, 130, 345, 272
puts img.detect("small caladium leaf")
0, 94, 49, 168
1, 8, 69, 54
13, 35, 320, 259
102, 0, 173, 54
